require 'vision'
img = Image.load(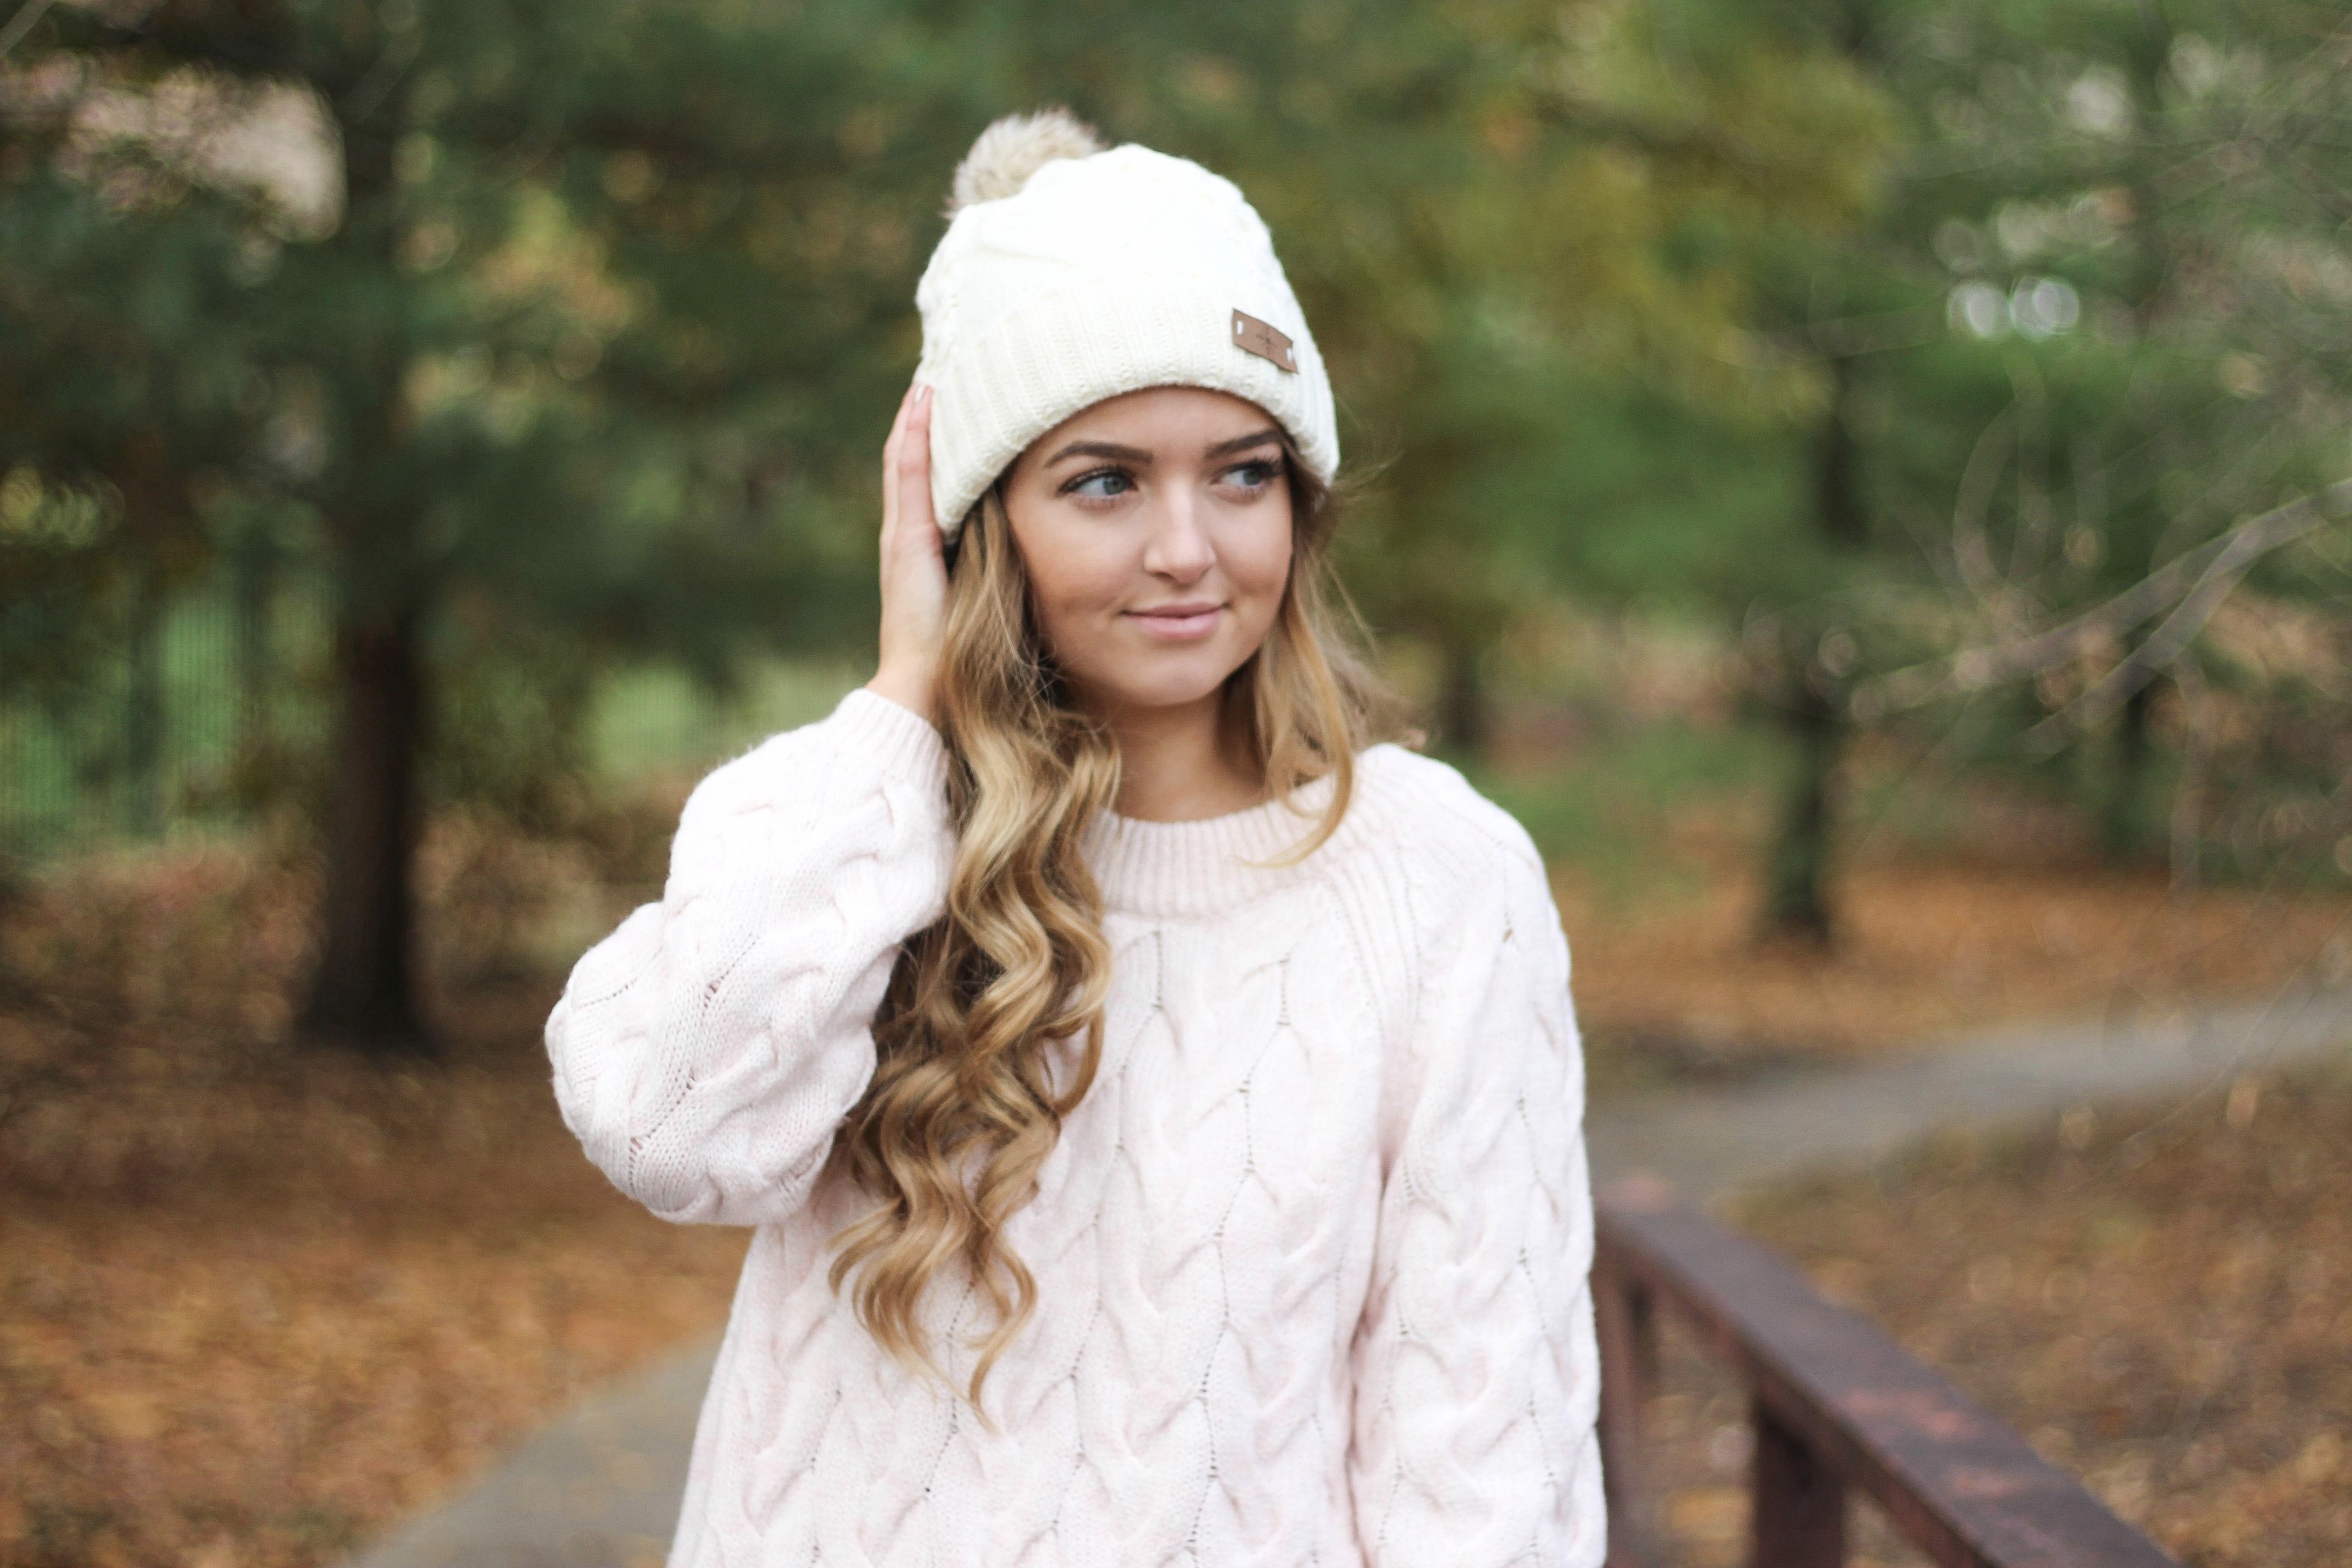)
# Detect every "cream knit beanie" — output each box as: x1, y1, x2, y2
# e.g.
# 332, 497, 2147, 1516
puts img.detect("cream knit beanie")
914, 109, 1339, 542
